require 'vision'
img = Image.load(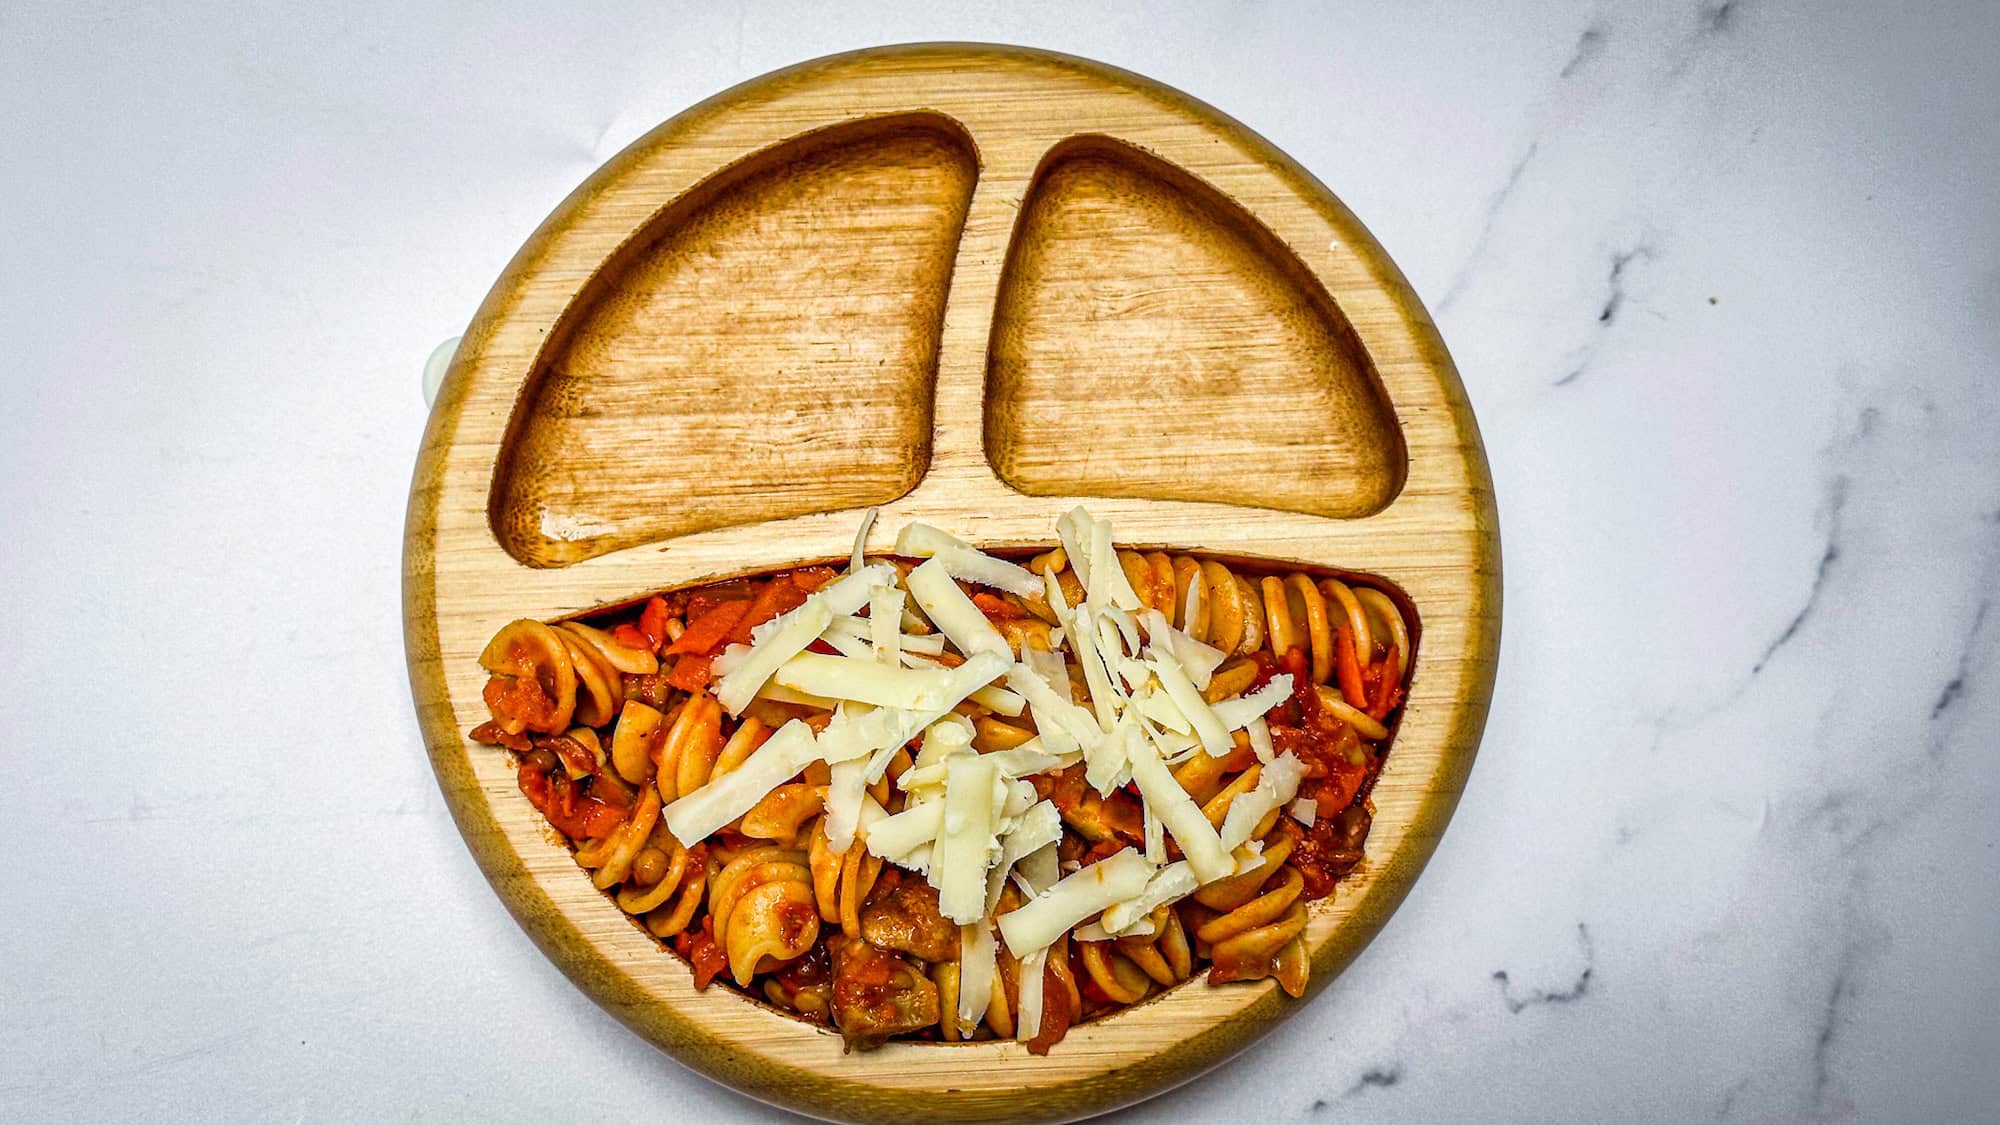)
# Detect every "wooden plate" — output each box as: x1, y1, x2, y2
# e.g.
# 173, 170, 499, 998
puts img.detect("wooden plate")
404, 44, 1498, 1124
